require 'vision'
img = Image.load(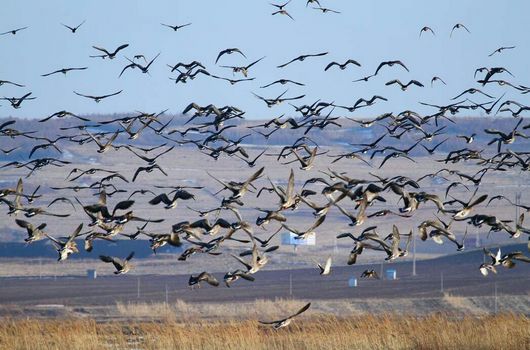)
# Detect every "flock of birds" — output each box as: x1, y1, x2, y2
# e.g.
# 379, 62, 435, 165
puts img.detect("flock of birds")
1, 2, 530, 328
